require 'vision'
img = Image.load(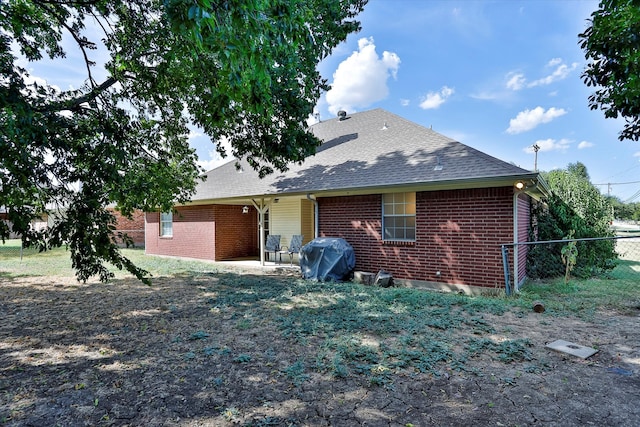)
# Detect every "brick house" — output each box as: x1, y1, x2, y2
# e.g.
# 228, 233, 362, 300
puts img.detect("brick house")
1, 208, 145, 247
110, 208, 146, 247
145, 109, 548, 292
